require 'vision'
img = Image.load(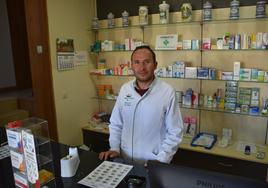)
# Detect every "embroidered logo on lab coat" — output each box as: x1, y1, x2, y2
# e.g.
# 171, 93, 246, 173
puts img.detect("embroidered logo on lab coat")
124, 94, 134, 106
